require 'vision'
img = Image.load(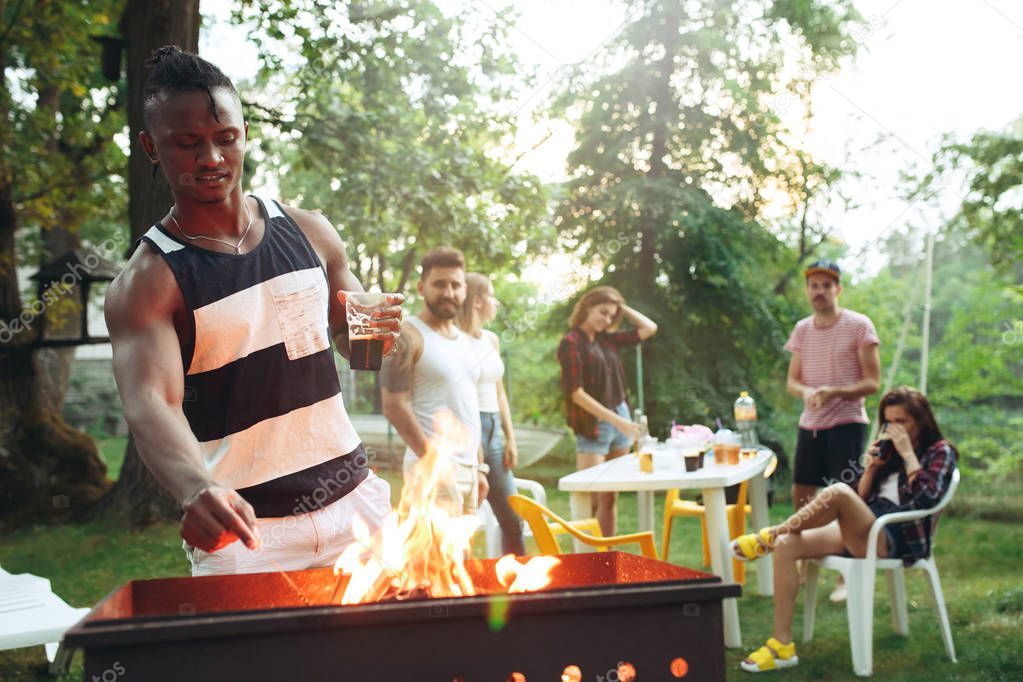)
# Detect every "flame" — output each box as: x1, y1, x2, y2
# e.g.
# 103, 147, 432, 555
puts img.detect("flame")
334, 411, 556, 605
495, 554, 562, 593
